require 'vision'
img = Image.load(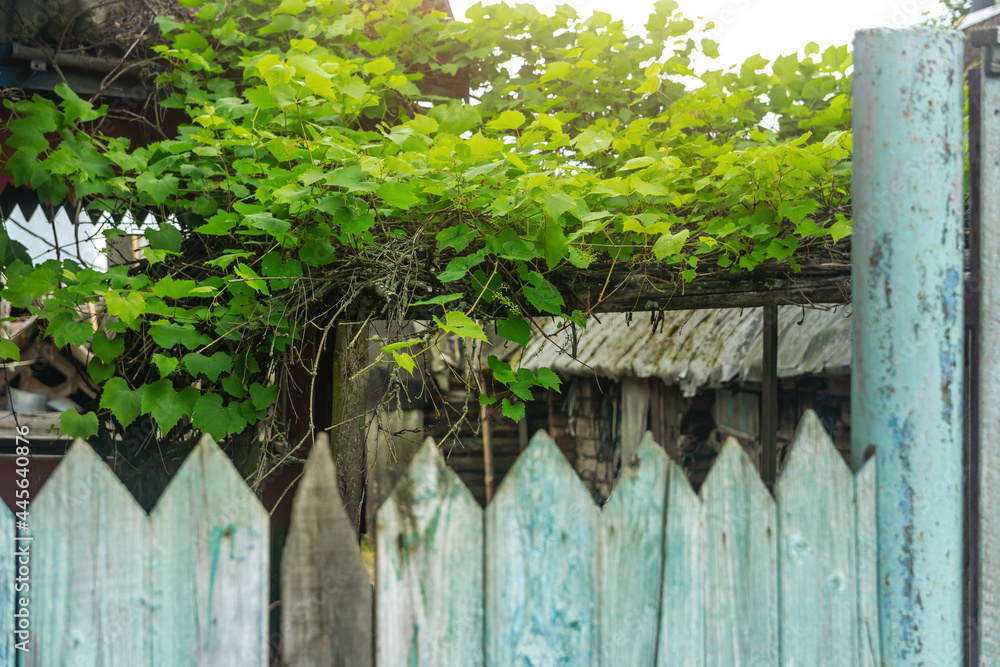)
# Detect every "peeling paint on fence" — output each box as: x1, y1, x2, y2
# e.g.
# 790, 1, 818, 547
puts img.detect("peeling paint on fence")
151, 435, 269, 667
24, 441, 150, 666
6, 416, 883, 665
485, 430, 599, 667
377, 439, 482, 667
852, 27, 965, 666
